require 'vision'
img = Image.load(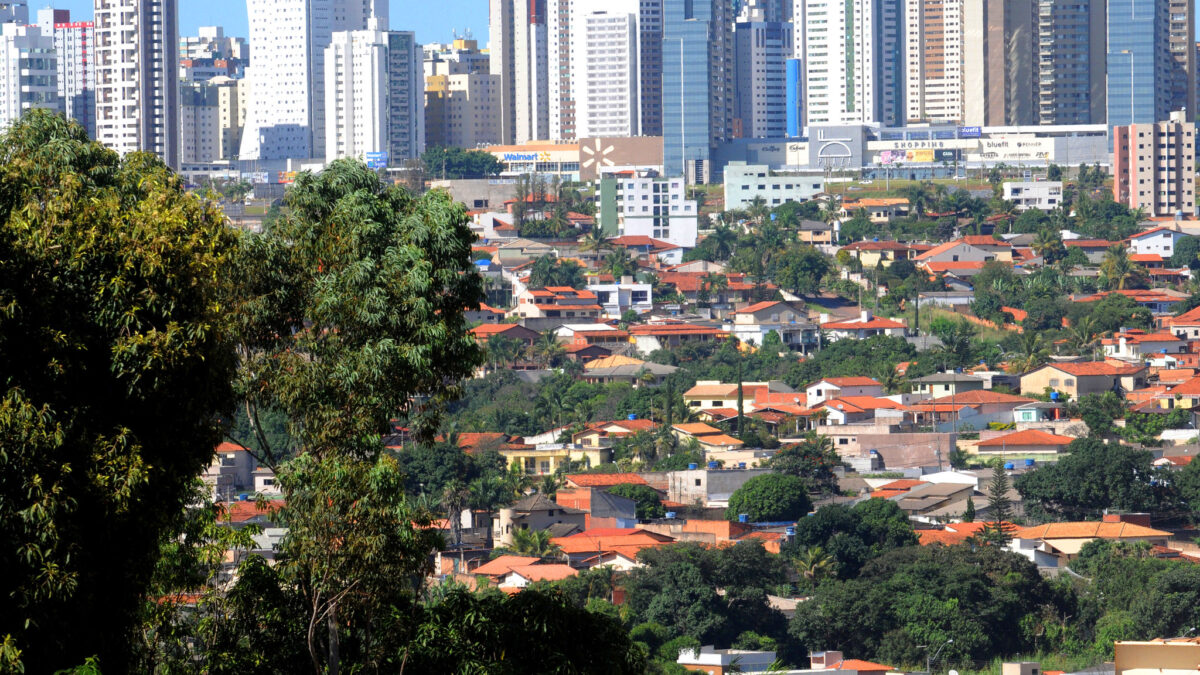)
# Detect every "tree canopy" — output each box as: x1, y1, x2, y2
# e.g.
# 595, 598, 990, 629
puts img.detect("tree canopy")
726, 474, 813, 522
